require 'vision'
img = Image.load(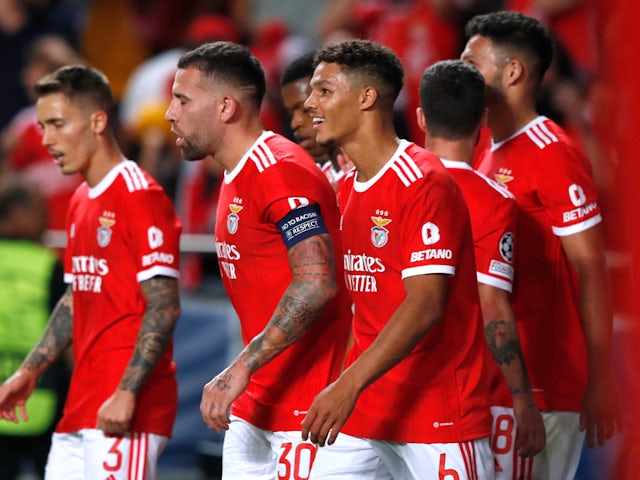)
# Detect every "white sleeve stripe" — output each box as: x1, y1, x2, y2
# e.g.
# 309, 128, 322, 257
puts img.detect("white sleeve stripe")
395, 157, 418, 183
390, 163, 411, 187
250, 153, 265, 172
260, 142, 278, 165
121, 163, 149, 192
63, 273, 74, 284
402, 264, 455, 279
127, 164, 143, 190
137, 265, 180, 282
552, 214, 602, 236
120, 166, 135, 191
399, 152, 424, 179
135, 164, 149, 188
538, 121, 559, 142
532, 124, 553, 145
254, 147, 270, 169
477, 272, 513, 292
